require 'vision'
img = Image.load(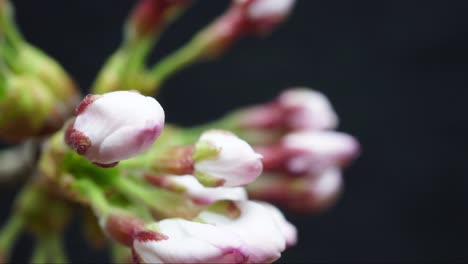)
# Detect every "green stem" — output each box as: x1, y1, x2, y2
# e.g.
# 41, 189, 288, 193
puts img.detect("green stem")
0, 1, 24, 48
30, 237, 48, 264
72, 179, 111, 220
48, 234, 68, 264
0, 216, 23, 259
113, 176, 198, 219
146, 35, 207, 94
